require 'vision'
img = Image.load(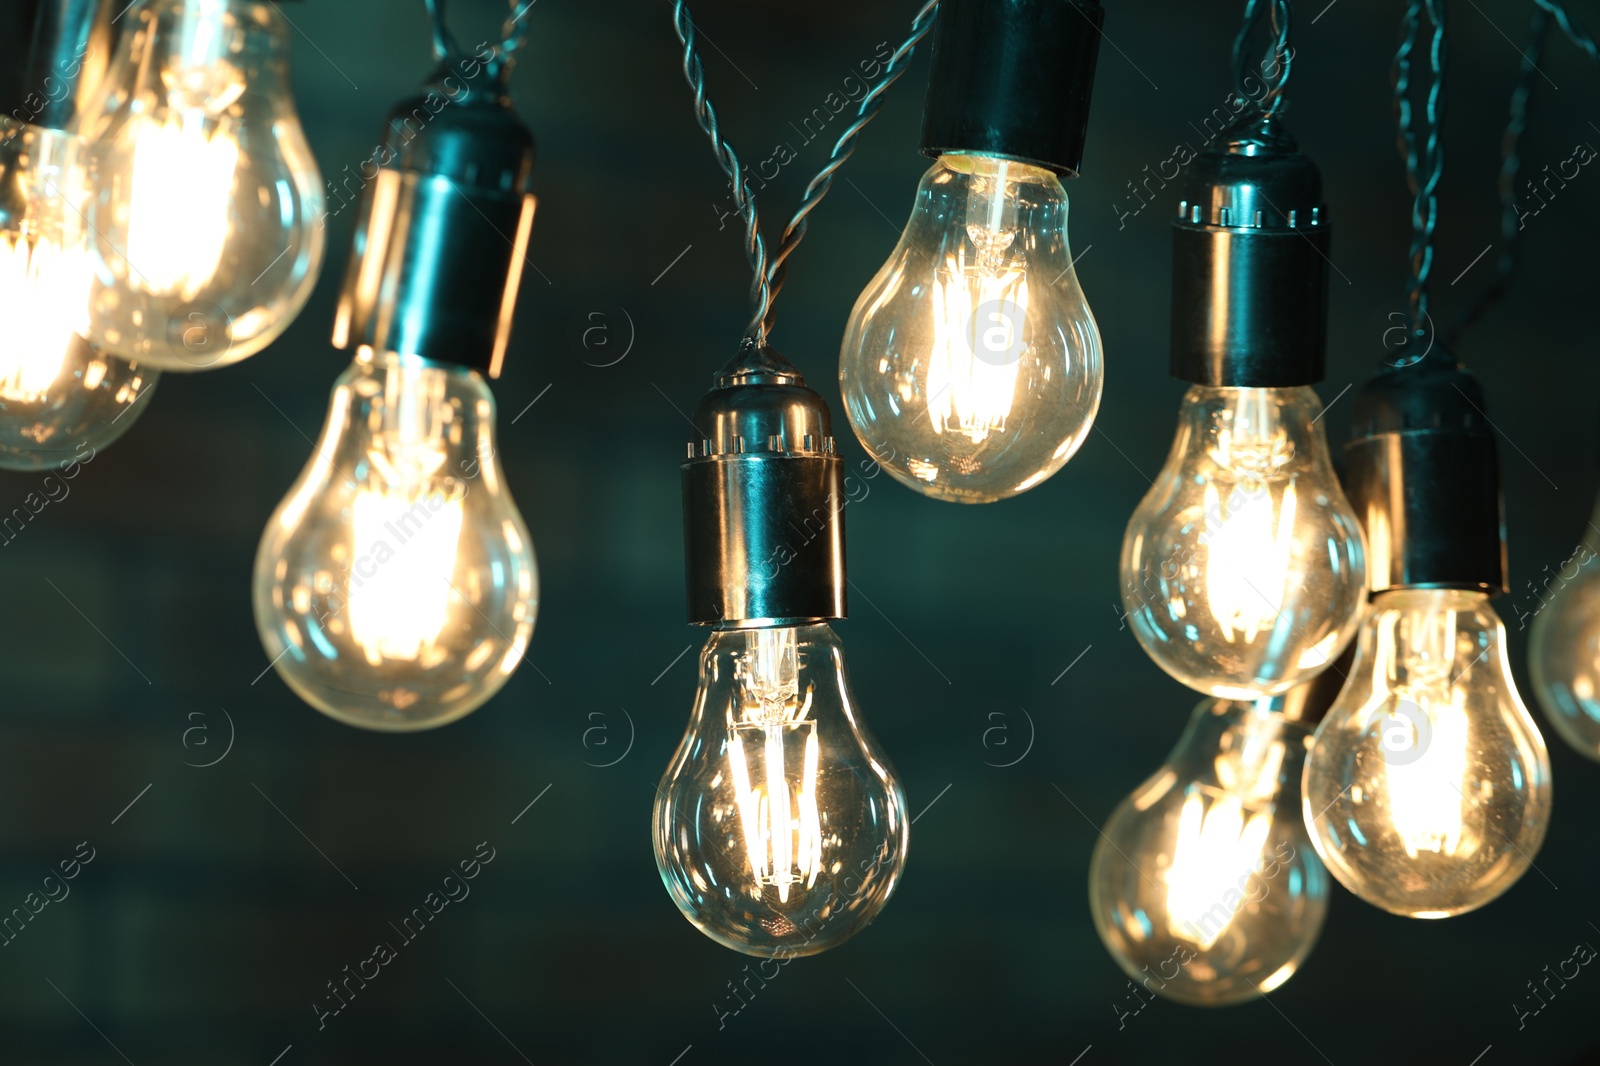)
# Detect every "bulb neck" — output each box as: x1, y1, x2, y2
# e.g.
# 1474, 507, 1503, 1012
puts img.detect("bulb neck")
918, 0, 1103, 177
682, 344, 847, 627
1170, 118, 1329, 387
1344, 359, 1508, 595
